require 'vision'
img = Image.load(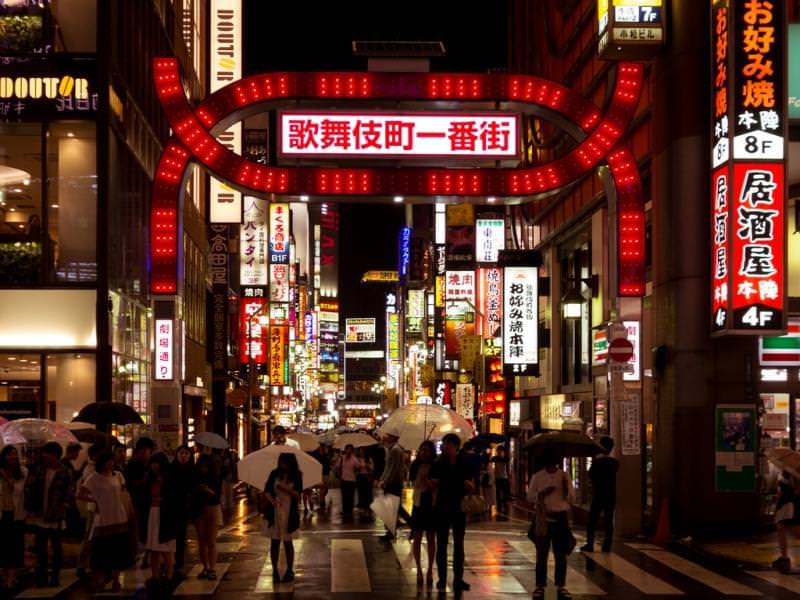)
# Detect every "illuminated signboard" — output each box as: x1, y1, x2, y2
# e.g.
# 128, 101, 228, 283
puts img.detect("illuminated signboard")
593, 329, 609, 365
790, 25, 800, 119
598, 0, 665, 59
760, 319, 800, 366
711, 0, 786, 334
240, 196, 267, 286
398, 227, 411, 284
270, 263, 290, 302
279, 111, 519, 159
475, 218, 505, 263
155, 319, 173, 380
477, 267, 503, 338
345, 318, 376, 344
361, 270, 398, 283
622, 320, 640, 381
269, 325, 288, 385
445, 271, 475, 302
387, 313, 400, 361
239, 297, 266, 364
269, 203, 290, 263
0, 62, 98, 120
406, 289, 426, 335
503, 266, 538, 374
209, 0, 242, 223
